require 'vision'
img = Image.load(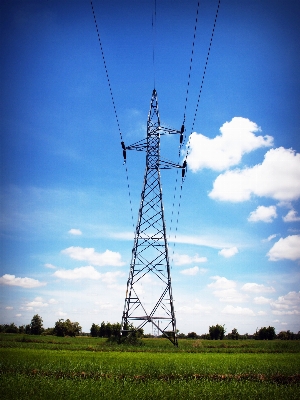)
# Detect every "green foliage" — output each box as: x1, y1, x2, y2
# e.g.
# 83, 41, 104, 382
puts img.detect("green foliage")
277, 330, 300, 340
53, 319, 81, 337
255, 326, 276, 340
187, 331, 198, 339
228, 328, 240, 340
30, 314, 44, 335
90, 321, 122, 338
209, 324, 226, 340
0, 323, 19, 334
